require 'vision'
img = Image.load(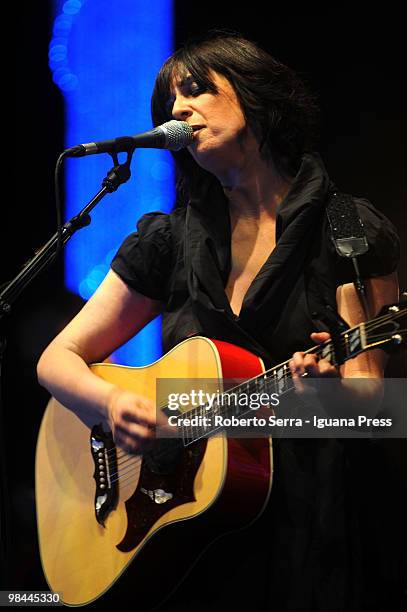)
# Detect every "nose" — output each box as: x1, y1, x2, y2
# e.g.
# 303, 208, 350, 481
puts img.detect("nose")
171, 95, 193, 121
